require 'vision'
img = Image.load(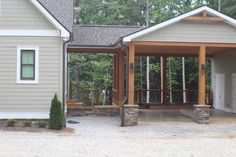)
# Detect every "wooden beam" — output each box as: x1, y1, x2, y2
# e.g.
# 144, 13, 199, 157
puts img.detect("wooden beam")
118, 52, 124, 106
183, 16, 224, 22
132, 41, 236, 48
67, 47, 118, 53
198, 45, 206, 104
128, 43, 135, 104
